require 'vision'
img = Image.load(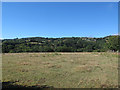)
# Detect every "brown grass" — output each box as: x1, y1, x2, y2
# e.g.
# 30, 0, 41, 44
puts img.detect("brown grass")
2, 52, 118, 88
